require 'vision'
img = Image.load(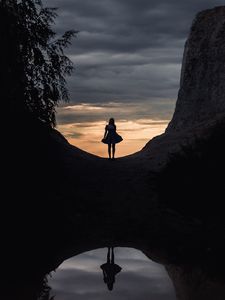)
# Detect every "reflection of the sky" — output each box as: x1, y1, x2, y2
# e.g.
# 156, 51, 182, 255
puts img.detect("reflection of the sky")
48, 247, 176, 300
